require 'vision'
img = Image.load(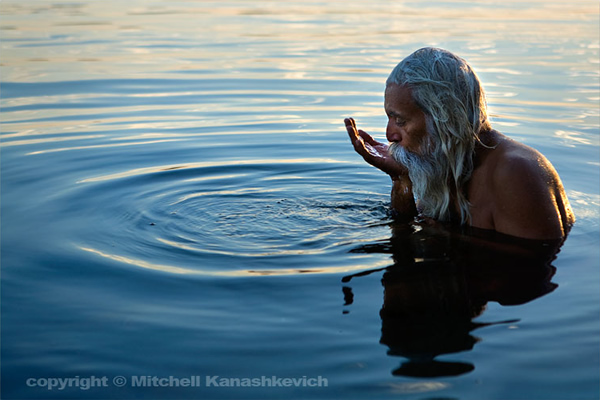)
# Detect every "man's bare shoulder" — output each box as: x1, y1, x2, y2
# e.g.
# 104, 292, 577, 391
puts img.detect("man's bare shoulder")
480, 131, 572, 239
491, 135, 556, 187
472, 131, 554, 195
